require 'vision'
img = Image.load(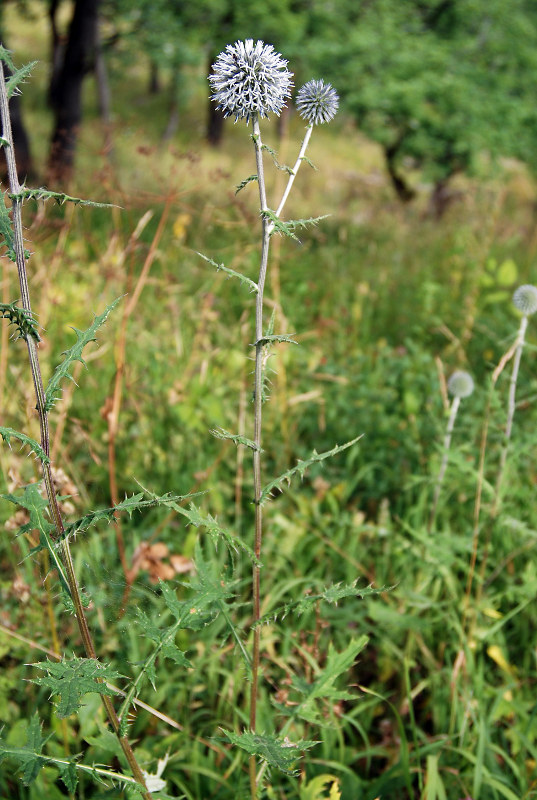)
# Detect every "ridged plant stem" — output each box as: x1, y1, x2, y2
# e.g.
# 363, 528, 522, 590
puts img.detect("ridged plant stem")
429, 395, 461, 532
493, 314, 528, 515
0, 60, 152, 800
249, 113, 270, 800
